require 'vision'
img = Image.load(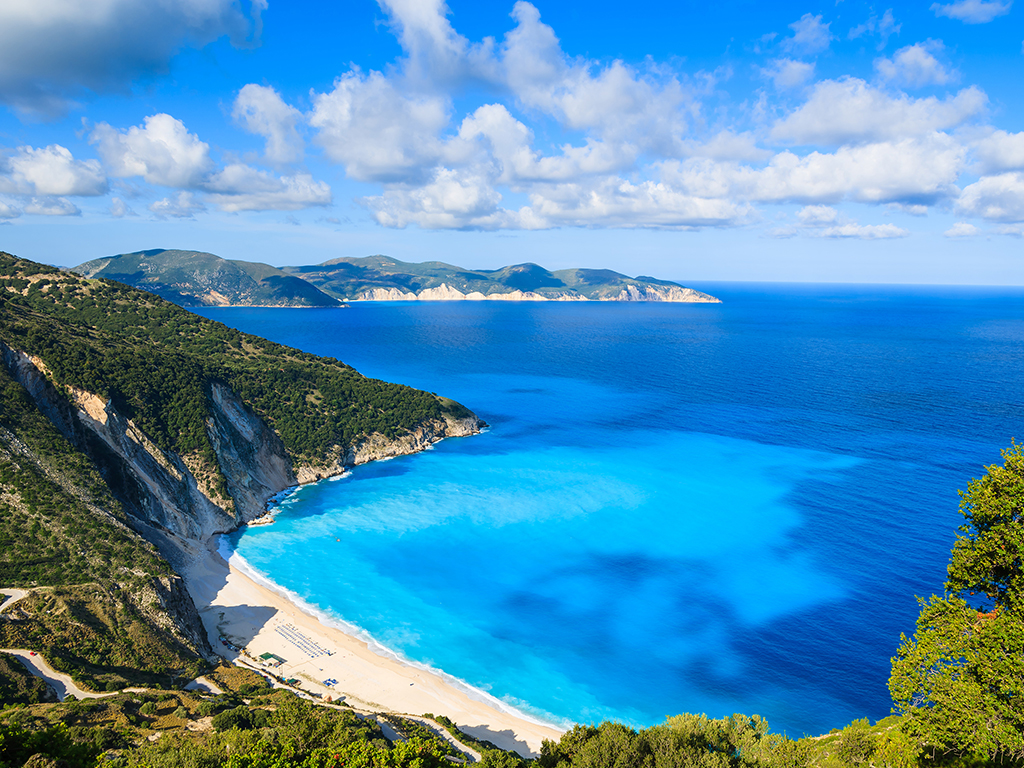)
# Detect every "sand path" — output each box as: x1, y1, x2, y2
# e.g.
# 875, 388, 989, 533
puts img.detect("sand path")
0, 588, 27, 613
0, 648, 116, 701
